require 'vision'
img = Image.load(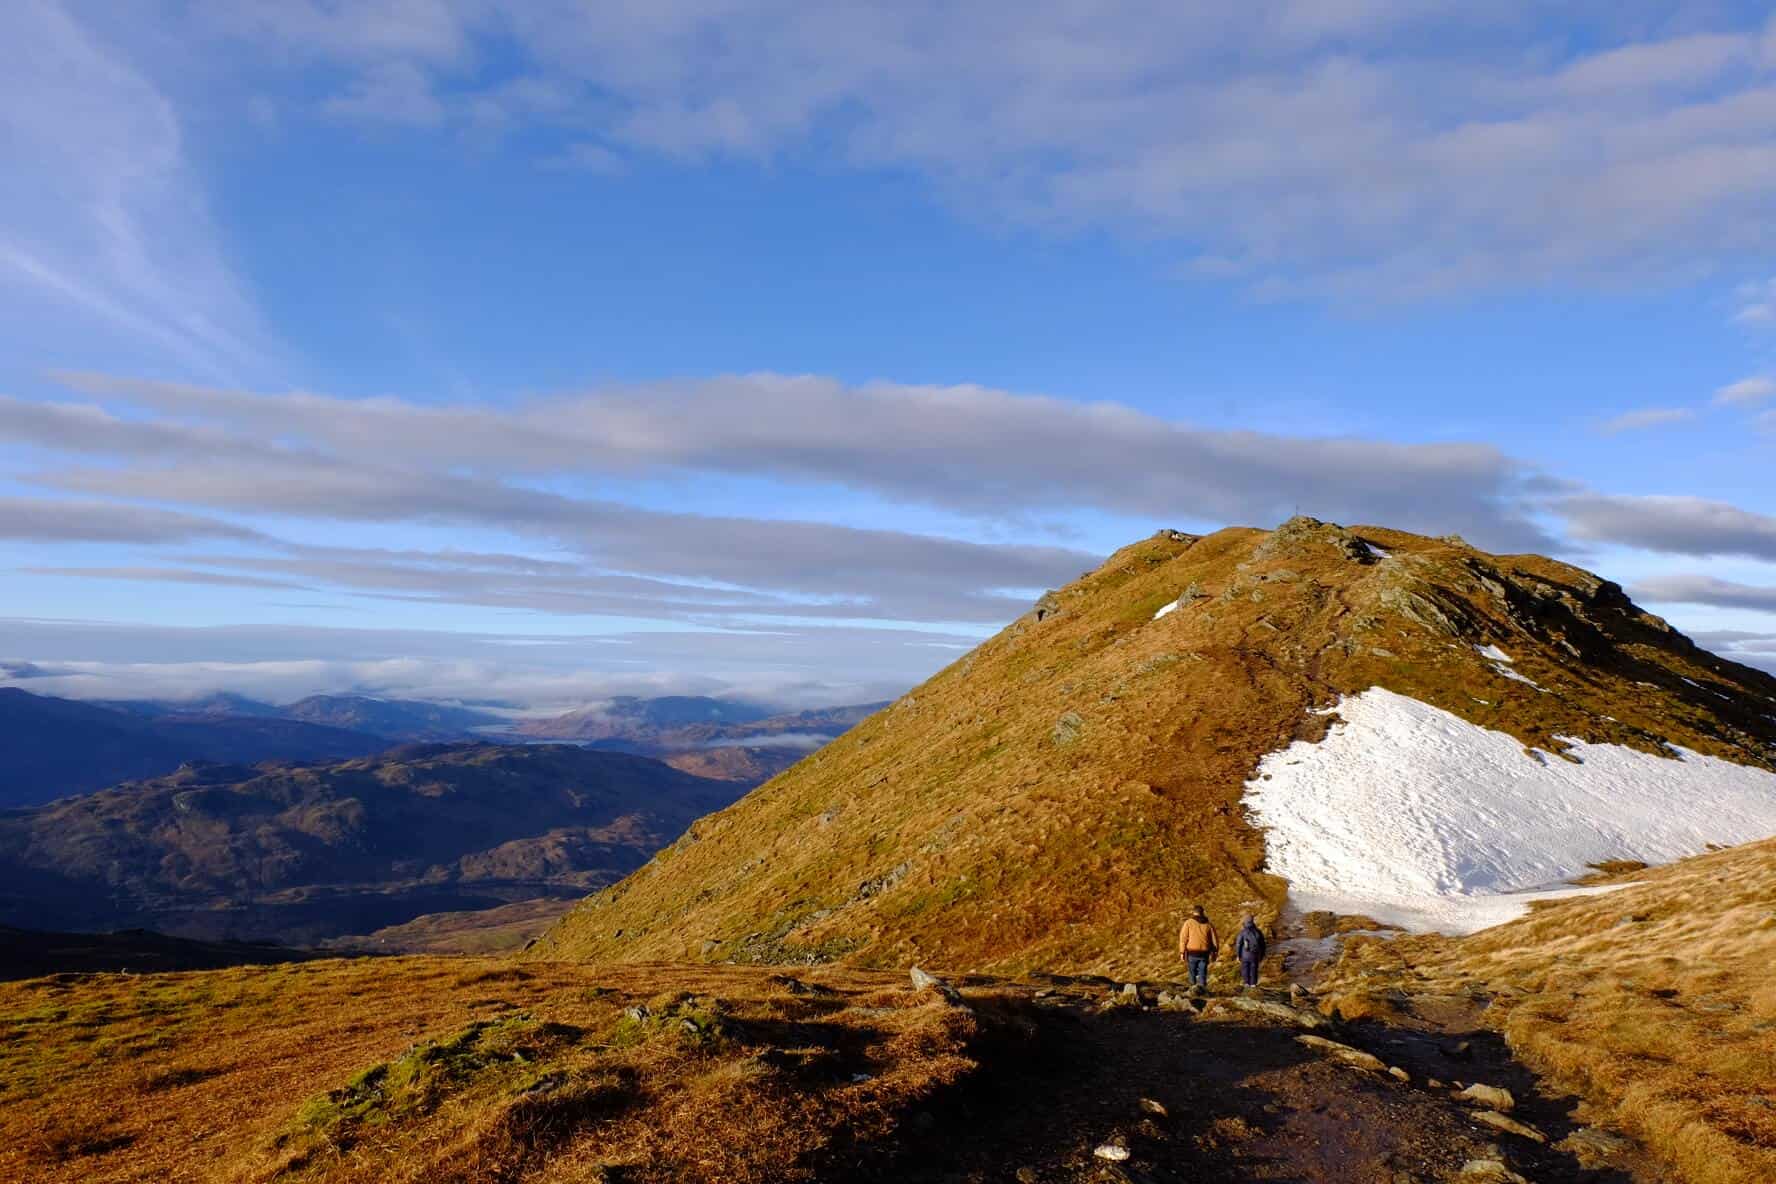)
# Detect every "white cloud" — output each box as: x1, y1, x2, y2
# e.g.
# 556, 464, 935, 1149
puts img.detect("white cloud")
321, 60, 446, 126
0, 617, 955, 709
0, 497, 261, 543
1736, 278, 1776, 326
40, 371, 1555, 551
142, 2, 1776, 298
1555, 494, 1776, 562
1714, 375, 1776, 406
1631, 574, 1776, 614
0, 1, 274, 379
1599, 407, 1694, 434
